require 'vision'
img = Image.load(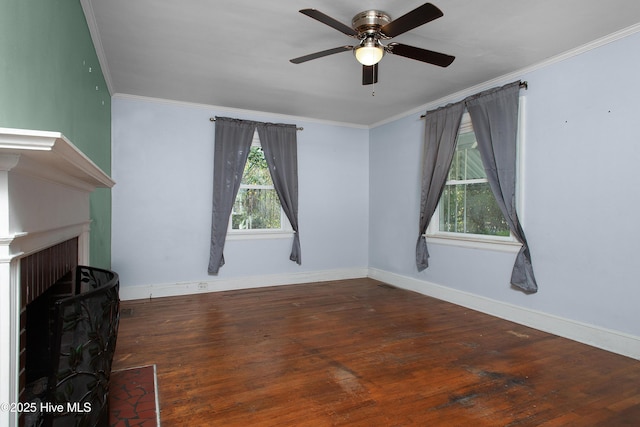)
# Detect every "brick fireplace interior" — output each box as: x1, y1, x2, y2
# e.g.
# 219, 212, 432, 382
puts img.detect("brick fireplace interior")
22, 239, 79, 396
